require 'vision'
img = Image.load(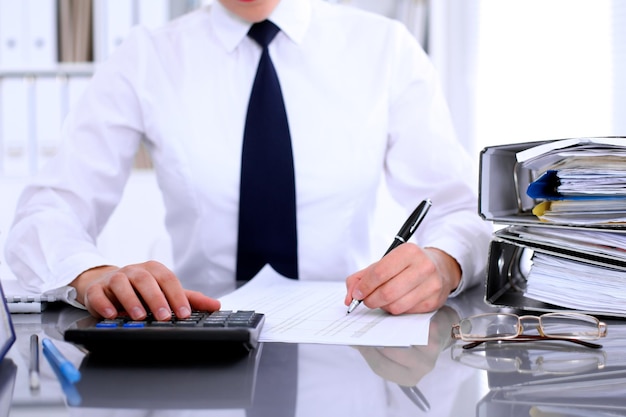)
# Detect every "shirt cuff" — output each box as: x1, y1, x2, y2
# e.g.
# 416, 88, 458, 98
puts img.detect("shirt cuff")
49, 252, 115, 294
